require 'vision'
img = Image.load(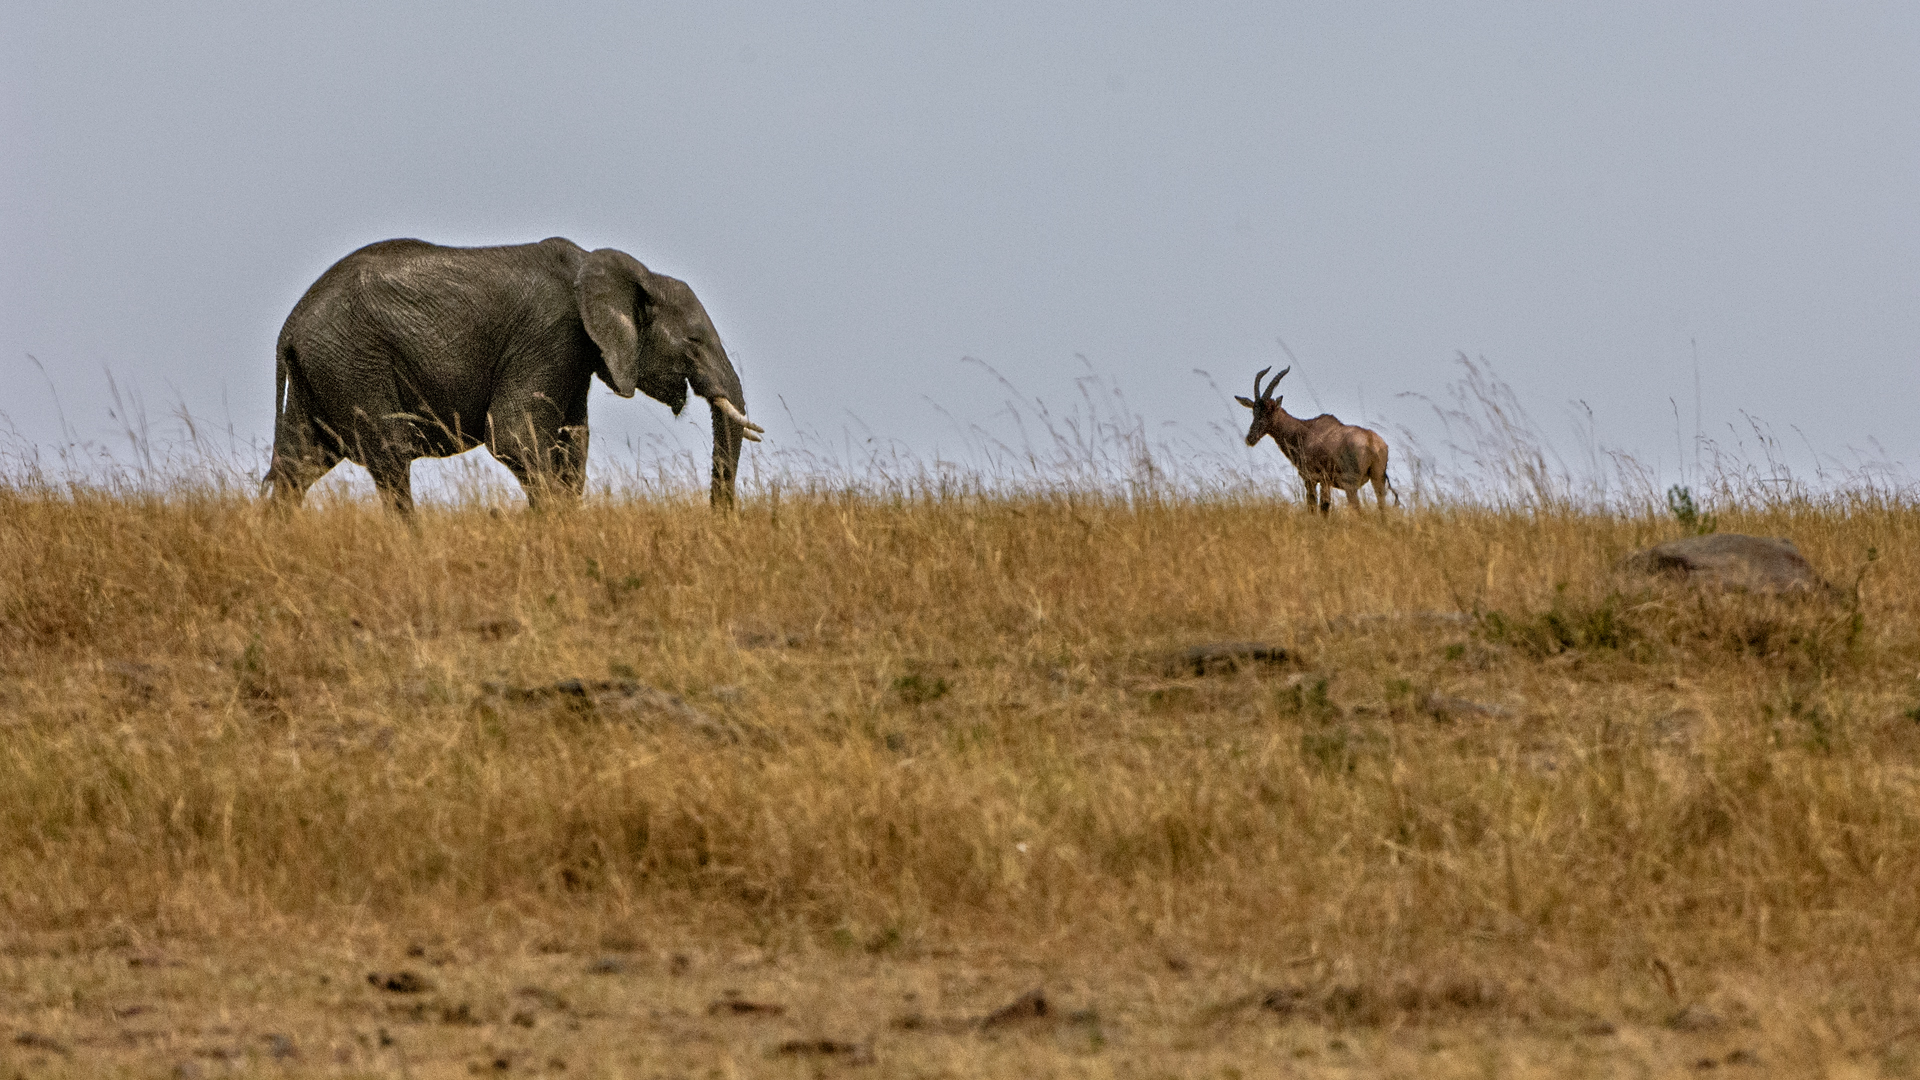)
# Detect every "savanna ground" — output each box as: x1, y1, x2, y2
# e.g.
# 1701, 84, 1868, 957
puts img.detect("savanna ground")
3, 480, 1919, 1078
